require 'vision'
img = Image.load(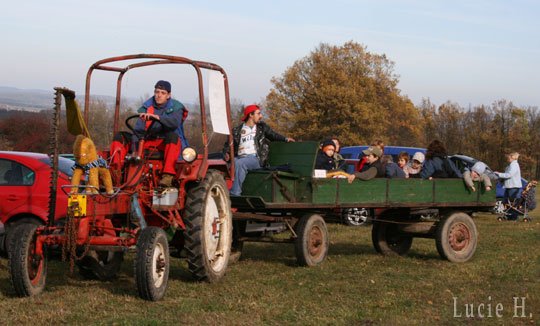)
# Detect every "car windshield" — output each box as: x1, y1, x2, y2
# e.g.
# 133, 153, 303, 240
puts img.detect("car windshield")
38, 156, 74, 177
